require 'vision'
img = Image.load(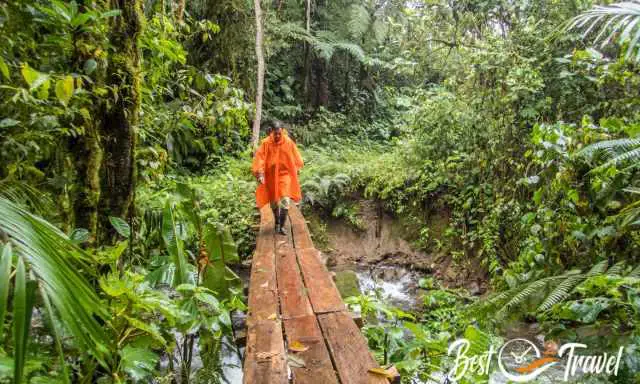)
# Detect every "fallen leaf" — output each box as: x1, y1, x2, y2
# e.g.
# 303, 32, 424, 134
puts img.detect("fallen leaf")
257, 351, 278, 359
287, 354, 305, 368
267, 313, 277, 320
288, 341, 309, 352
368, 368, 394, 379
